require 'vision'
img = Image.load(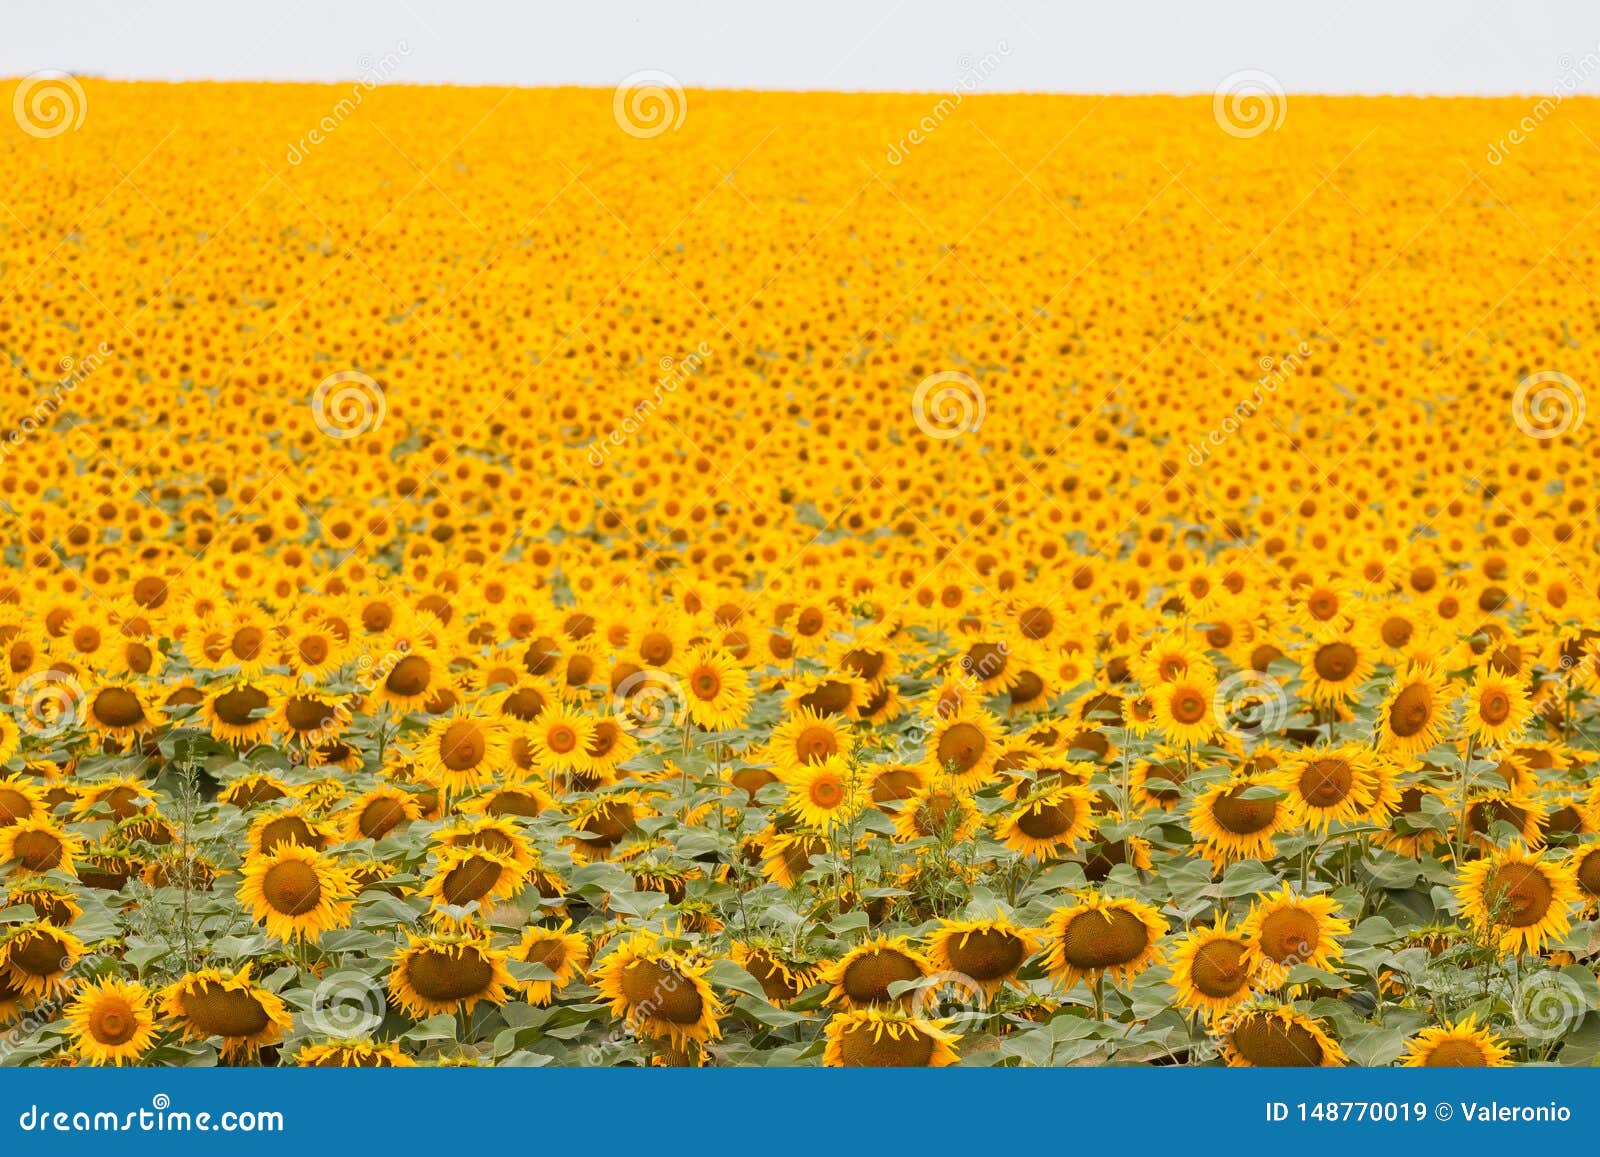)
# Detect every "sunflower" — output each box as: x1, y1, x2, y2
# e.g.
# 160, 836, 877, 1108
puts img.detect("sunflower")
1274, 745, 1379, 831
785, 757, 867, 832
511, 921, 589, 1005
65, 978, 159, 1065
759, 829, 827, 887
1374, 782, 1453, 857
388, 931, 513, 1017
246, 805, 332, 855
1455, 843, 1580, 954
729, 942, 823, 1006
160, 965, 292, 1060
995, 783, 1097, 859
1219, 1004, 1346, 1067
925, 915, 1040, 996
591, 933, 724, 1048
1463, 670, 1532, 747
0, 817, 80, 877
81, 680, 163, 744
0, 774, 46, 828
294, 1039, 416, 1067
767, 706, 848, 775
1130, 755, 1188, 812
202, 678, 278, 747
411, 709, 507, 795
0, 715, 20, 766
1189, 778, 1283, 866
1570, 844, 1600, 913
1, 921, 84, 997
1151, 675, 1217, 746
6, 881, 81, 927
1400, 1013, 1512, 1067
822, 935, 933, 1008
920, 704, 1003, 790
376, 642, 445, 710
890, 780, 981, 843
822, 1007, 960, 1067
676, 646, 751, 731
339, 785, 421, 843
1377, 663, 1452, 755
420, 844, 526, 913
524, 703, 597, 776
1240, 886, 1350, 984
1168, 915, 1259, 1019
1301, 631, 1376, 704
236, 843, 355, 942
1040, 894, 1167, 989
